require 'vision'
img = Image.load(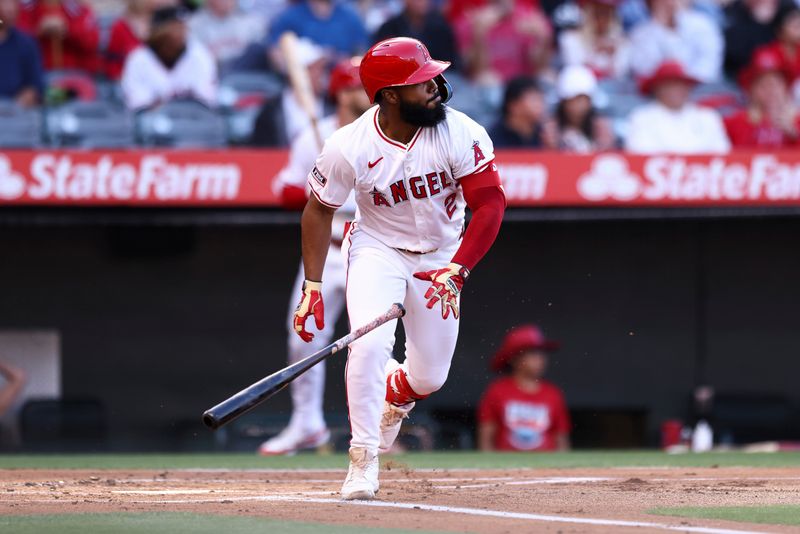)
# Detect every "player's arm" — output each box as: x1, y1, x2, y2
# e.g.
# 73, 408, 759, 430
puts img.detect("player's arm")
293, 138, 354, 342
451, 163, 506, 270
413, 163, 506, 319
292, 193, 335, 343
301, 195, 334, 282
